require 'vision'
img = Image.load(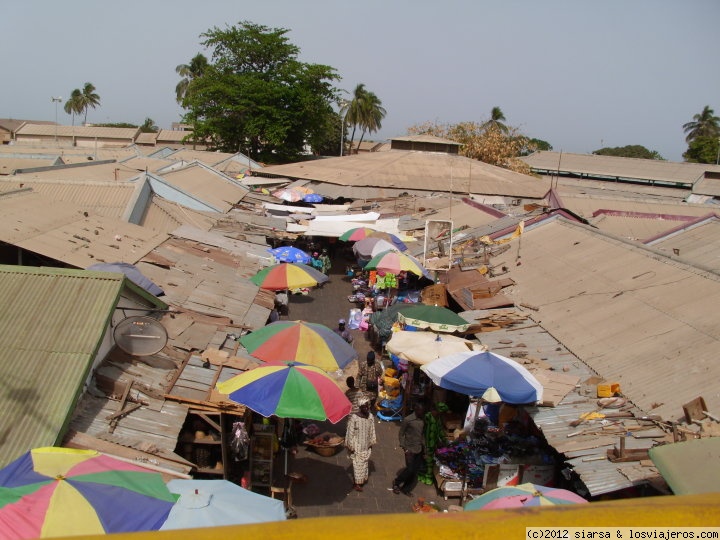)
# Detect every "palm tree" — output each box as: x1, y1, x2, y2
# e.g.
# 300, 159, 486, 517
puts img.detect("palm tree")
63, 89, 83, 125
356, 91, 386, 148
75, 82, 100, 125
140, 117, 159, 133
175, 53, 209, 103
683, 105, 720, 143
483, 106, 508, 134
344, 83, 387, 154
